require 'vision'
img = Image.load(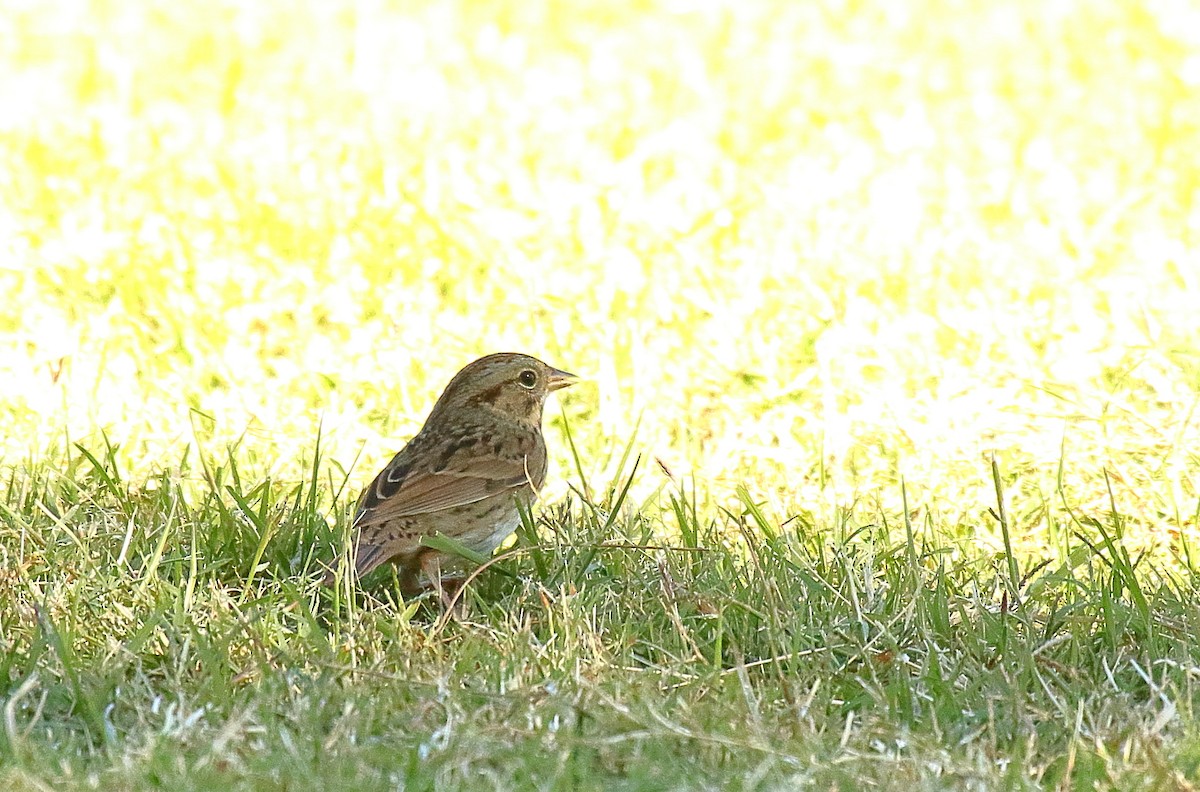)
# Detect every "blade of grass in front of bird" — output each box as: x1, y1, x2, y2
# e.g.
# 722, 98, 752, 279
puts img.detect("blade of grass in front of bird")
420, 533, 515, 578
